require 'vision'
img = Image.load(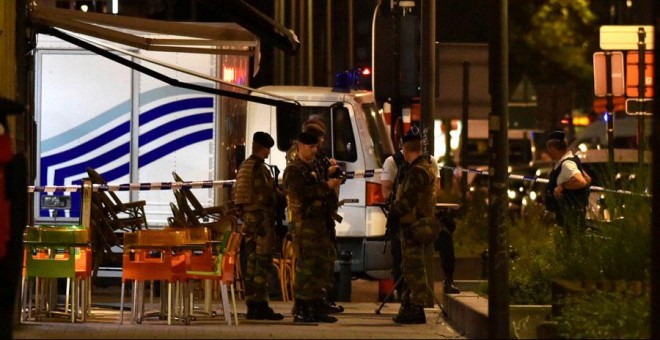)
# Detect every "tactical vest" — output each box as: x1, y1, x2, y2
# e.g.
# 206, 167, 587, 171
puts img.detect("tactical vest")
396, 155, 436, 225
283, 158, 322, 224
546, 155, 590, 213
234, 155, 274, 211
